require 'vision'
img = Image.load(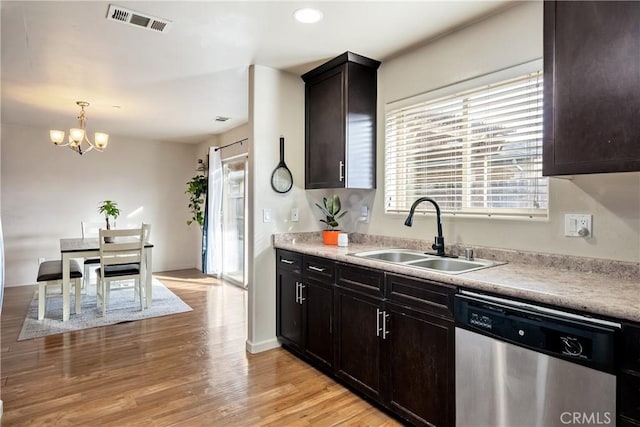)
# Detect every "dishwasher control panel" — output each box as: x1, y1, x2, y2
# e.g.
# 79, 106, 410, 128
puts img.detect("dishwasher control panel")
455, 293, 618, 373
